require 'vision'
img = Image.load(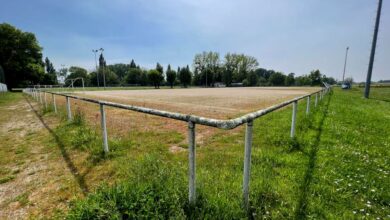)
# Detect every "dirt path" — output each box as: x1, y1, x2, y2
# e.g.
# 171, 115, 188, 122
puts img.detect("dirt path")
0, 96, 85, 219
